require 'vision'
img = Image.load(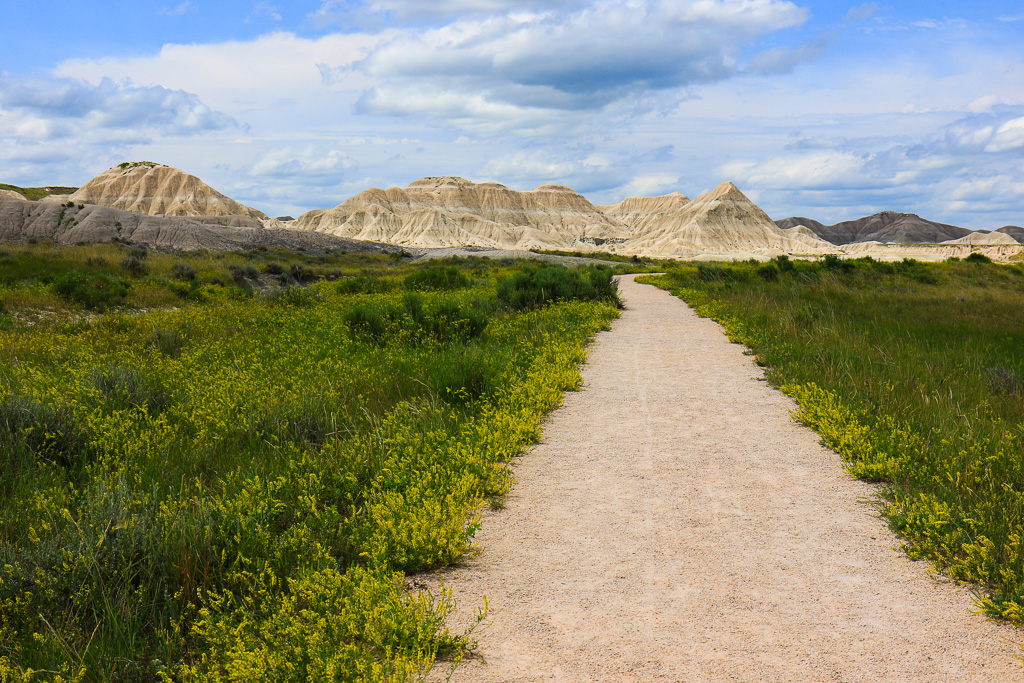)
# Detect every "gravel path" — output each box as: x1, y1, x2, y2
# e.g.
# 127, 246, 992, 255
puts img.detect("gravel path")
426, 275, 1021, 682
